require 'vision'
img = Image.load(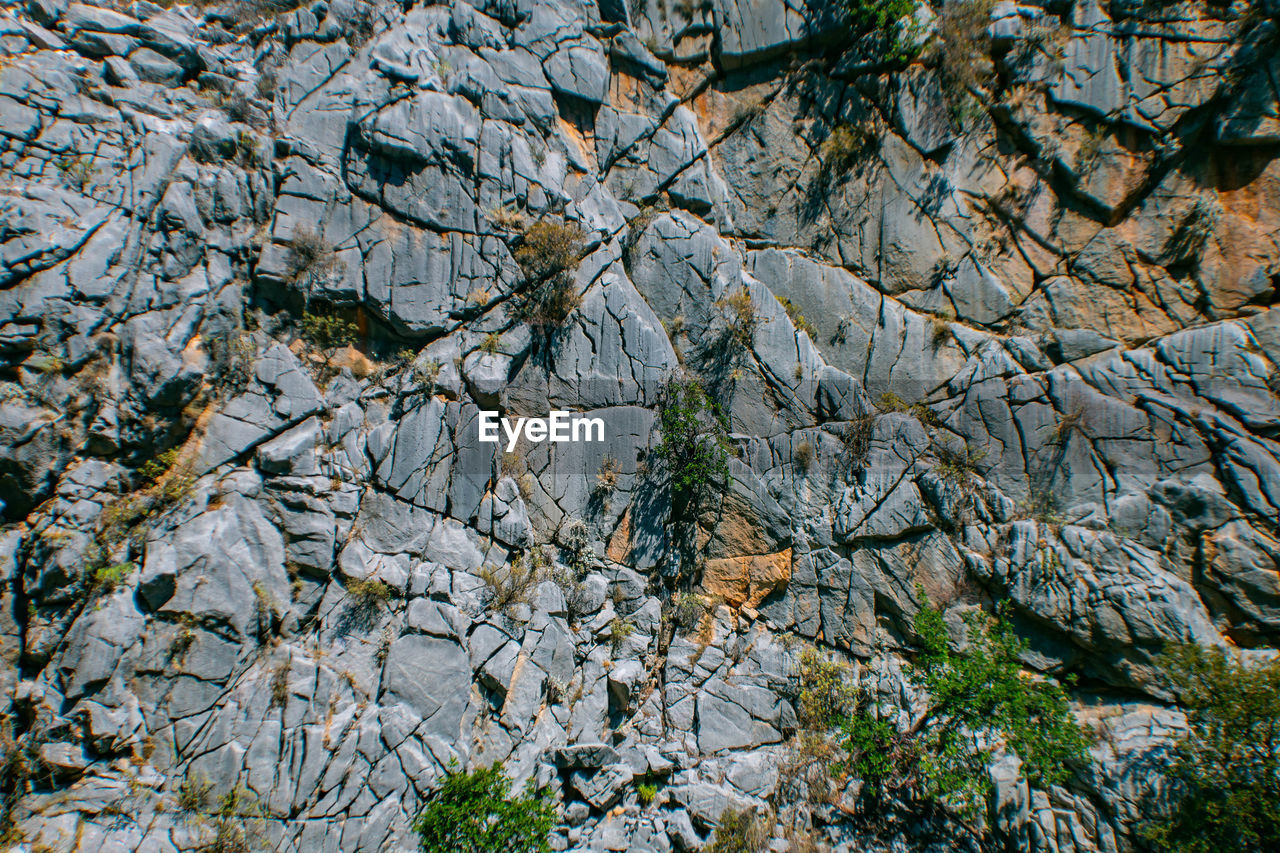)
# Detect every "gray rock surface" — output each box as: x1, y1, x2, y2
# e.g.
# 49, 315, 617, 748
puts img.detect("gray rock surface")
1, 0, 1278, 852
